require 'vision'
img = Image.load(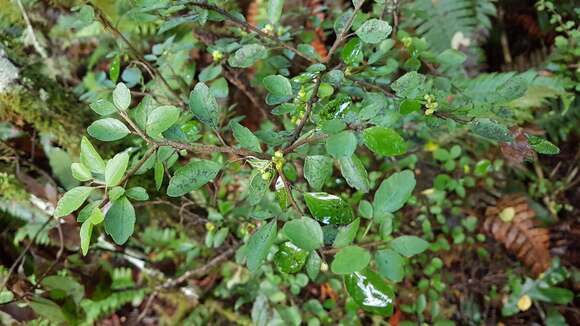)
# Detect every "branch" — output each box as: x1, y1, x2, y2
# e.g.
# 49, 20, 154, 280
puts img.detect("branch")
190, 1, 317, 64
324, 1, 365, 63
156, 139, 269, 160
275, 168, 303, 214
285, 76, 323, 146
282, 133, 328, 154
